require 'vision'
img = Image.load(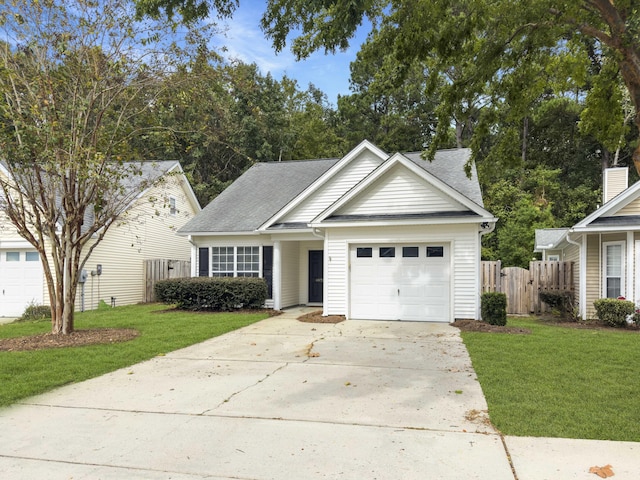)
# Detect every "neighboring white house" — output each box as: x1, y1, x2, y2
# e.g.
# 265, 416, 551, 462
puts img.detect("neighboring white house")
535, 167, 640, 320
0, 161, 201, 317
178, 140, 497, 322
